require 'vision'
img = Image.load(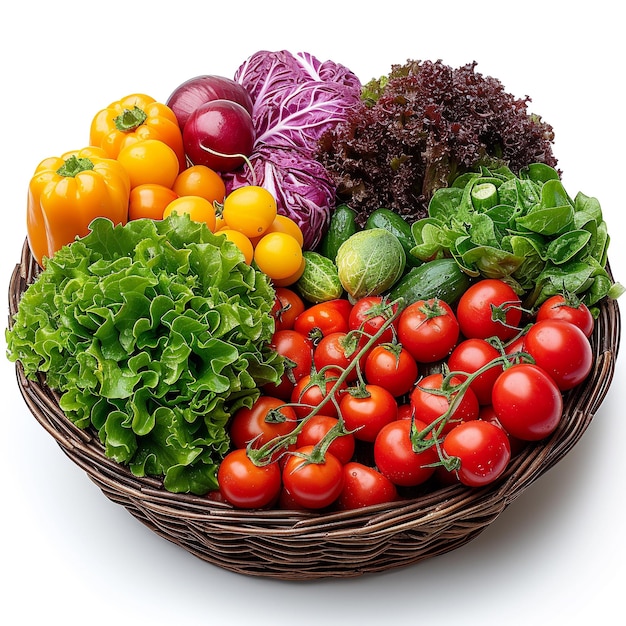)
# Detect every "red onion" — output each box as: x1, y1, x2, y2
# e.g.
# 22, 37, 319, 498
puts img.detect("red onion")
166, 75, 254, 130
